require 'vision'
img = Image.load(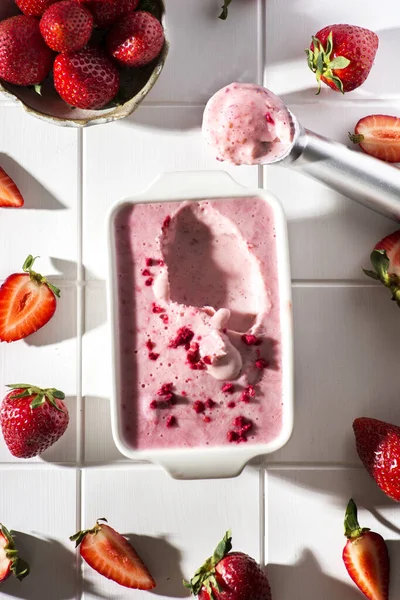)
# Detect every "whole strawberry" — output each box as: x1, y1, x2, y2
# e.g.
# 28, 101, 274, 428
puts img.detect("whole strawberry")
75, 0, 139, 29
306, 24, 379, 93
53, 46, 119, 109
0, 384, 69, 458
0, 524, 29, 581
184, 531, 272, 600
343, 499, 389, 600
353, 417, 400, 502
40, 1, 94, 53
15, 0, 59, 16
363, 230, 400, 306
107, 11, 164, 67
0, 15, 54, 86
